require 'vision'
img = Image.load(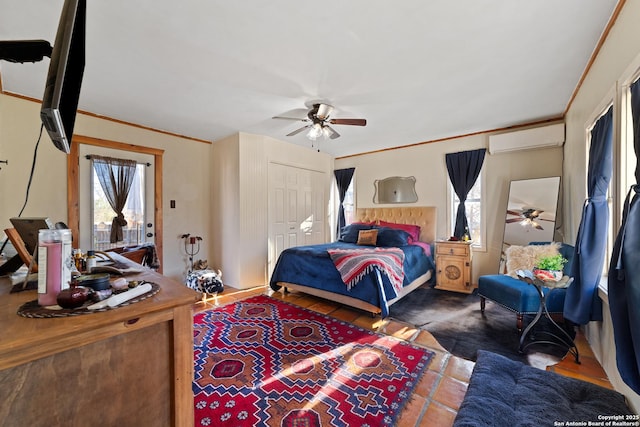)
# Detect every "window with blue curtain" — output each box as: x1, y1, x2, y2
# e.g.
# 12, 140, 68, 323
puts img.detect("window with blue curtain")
608, 78, 640, 393
564, 106, 613, 325
334, 168, 355, 238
